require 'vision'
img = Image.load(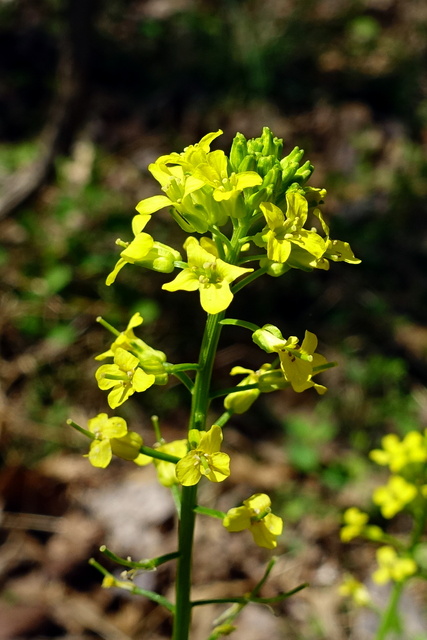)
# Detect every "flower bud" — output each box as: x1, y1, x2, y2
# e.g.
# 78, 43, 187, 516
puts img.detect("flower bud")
134, 242, 181, 273
237, 153, 258, 173
229, 133, 248, 172
259, 257, 290, 277
111, 431, 143, 461
138, 347, 168, 385
280, 160, 299, 186
293, 160, 314, 184
252, 324, 286, 352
